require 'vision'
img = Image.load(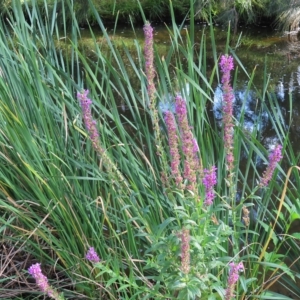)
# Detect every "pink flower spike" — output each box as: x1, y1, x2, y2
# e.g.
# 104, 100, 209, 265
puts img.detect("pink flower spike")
203, 166, 217, 205
220, 55, 234, 75
143, 22, 156, 104
180, 228, 190, 274
86, 247, 101, 263
225, 261, 244, 300
77, 90, 102, 152
175, 95, 199, 192
192, 138, 199, 153
260, 144, 283, 187
28, 263, 50, 294
164, 110, 182, 186
219, 55, 235, 173
28, 263, 60, 299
